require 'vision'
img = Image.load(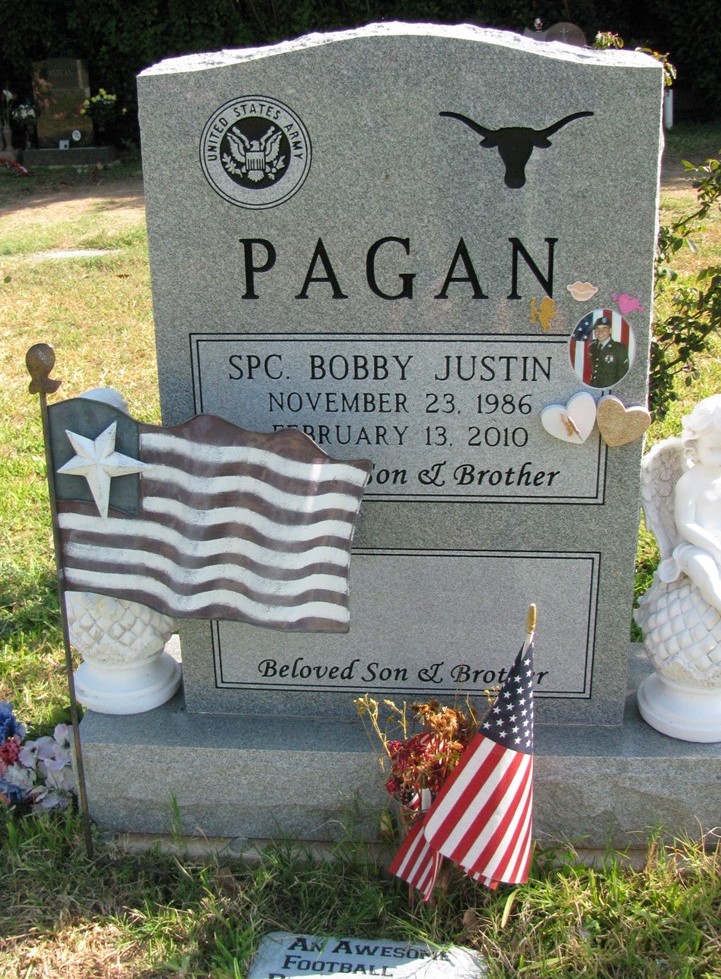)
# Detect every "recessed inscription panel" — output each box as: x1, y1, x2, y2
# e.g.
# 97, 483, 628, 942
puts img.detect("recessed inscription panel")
192, 334, 606, 502
210, 550, 599, 707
